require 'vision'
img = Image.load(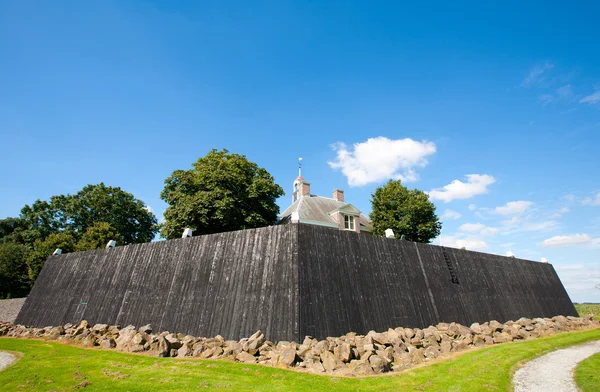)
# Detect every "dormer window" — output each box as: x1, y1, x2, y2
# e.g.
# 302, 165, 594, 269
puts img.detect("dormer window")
344, 215, 355, 230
